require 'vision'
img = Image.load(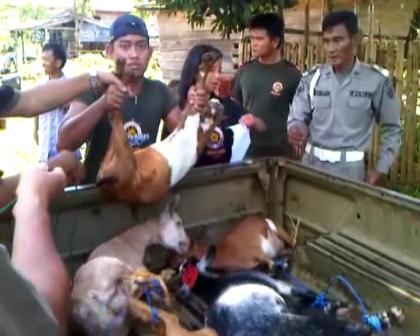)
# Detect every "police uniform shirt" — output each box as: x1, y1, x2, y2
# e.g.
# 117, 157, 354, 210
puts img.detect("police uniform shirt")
288, 59, 401, 174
